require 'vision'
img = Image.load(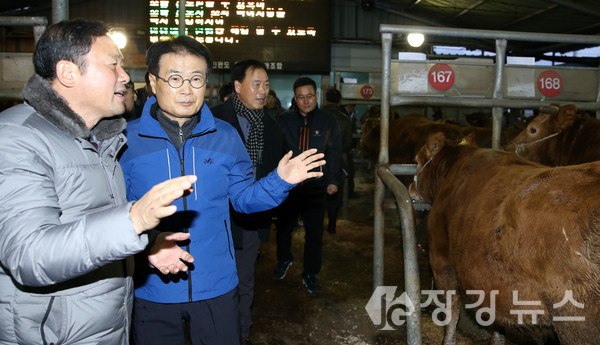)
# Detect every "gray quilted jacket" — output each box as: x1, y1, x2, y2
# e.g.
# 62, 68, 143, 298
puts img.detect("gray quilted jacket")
0, 75, 148, 345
